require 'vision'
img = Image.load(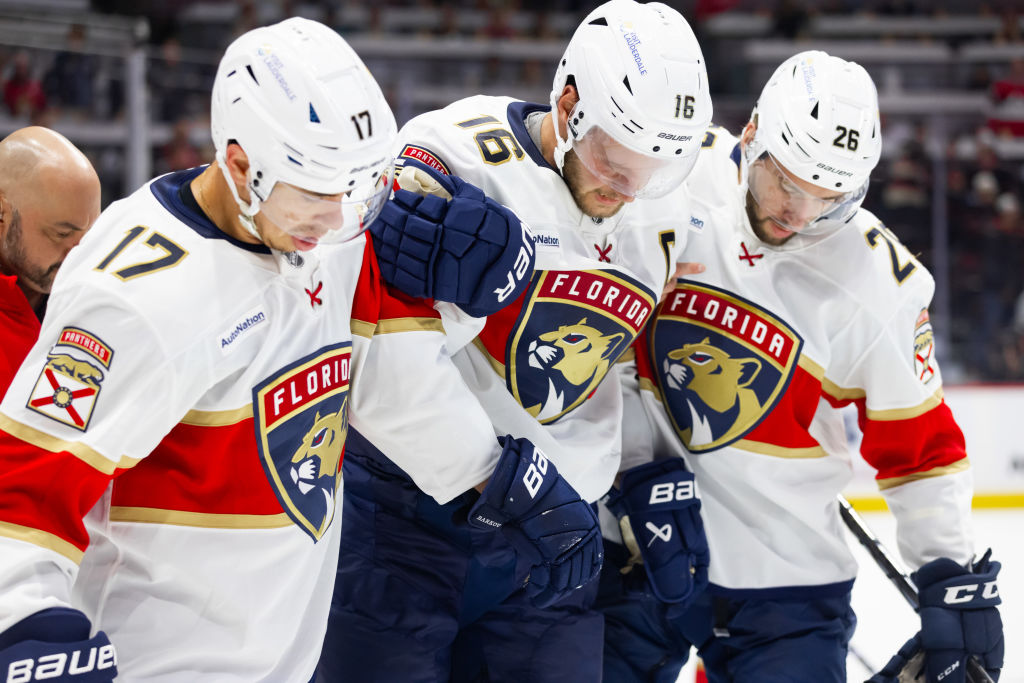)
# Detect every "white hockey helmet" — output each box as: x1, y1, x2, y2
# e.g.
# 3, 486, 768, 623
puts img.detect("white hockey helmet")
210, 17, 397, 245
745, 50, 881, 232
550, 0, 712, 199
